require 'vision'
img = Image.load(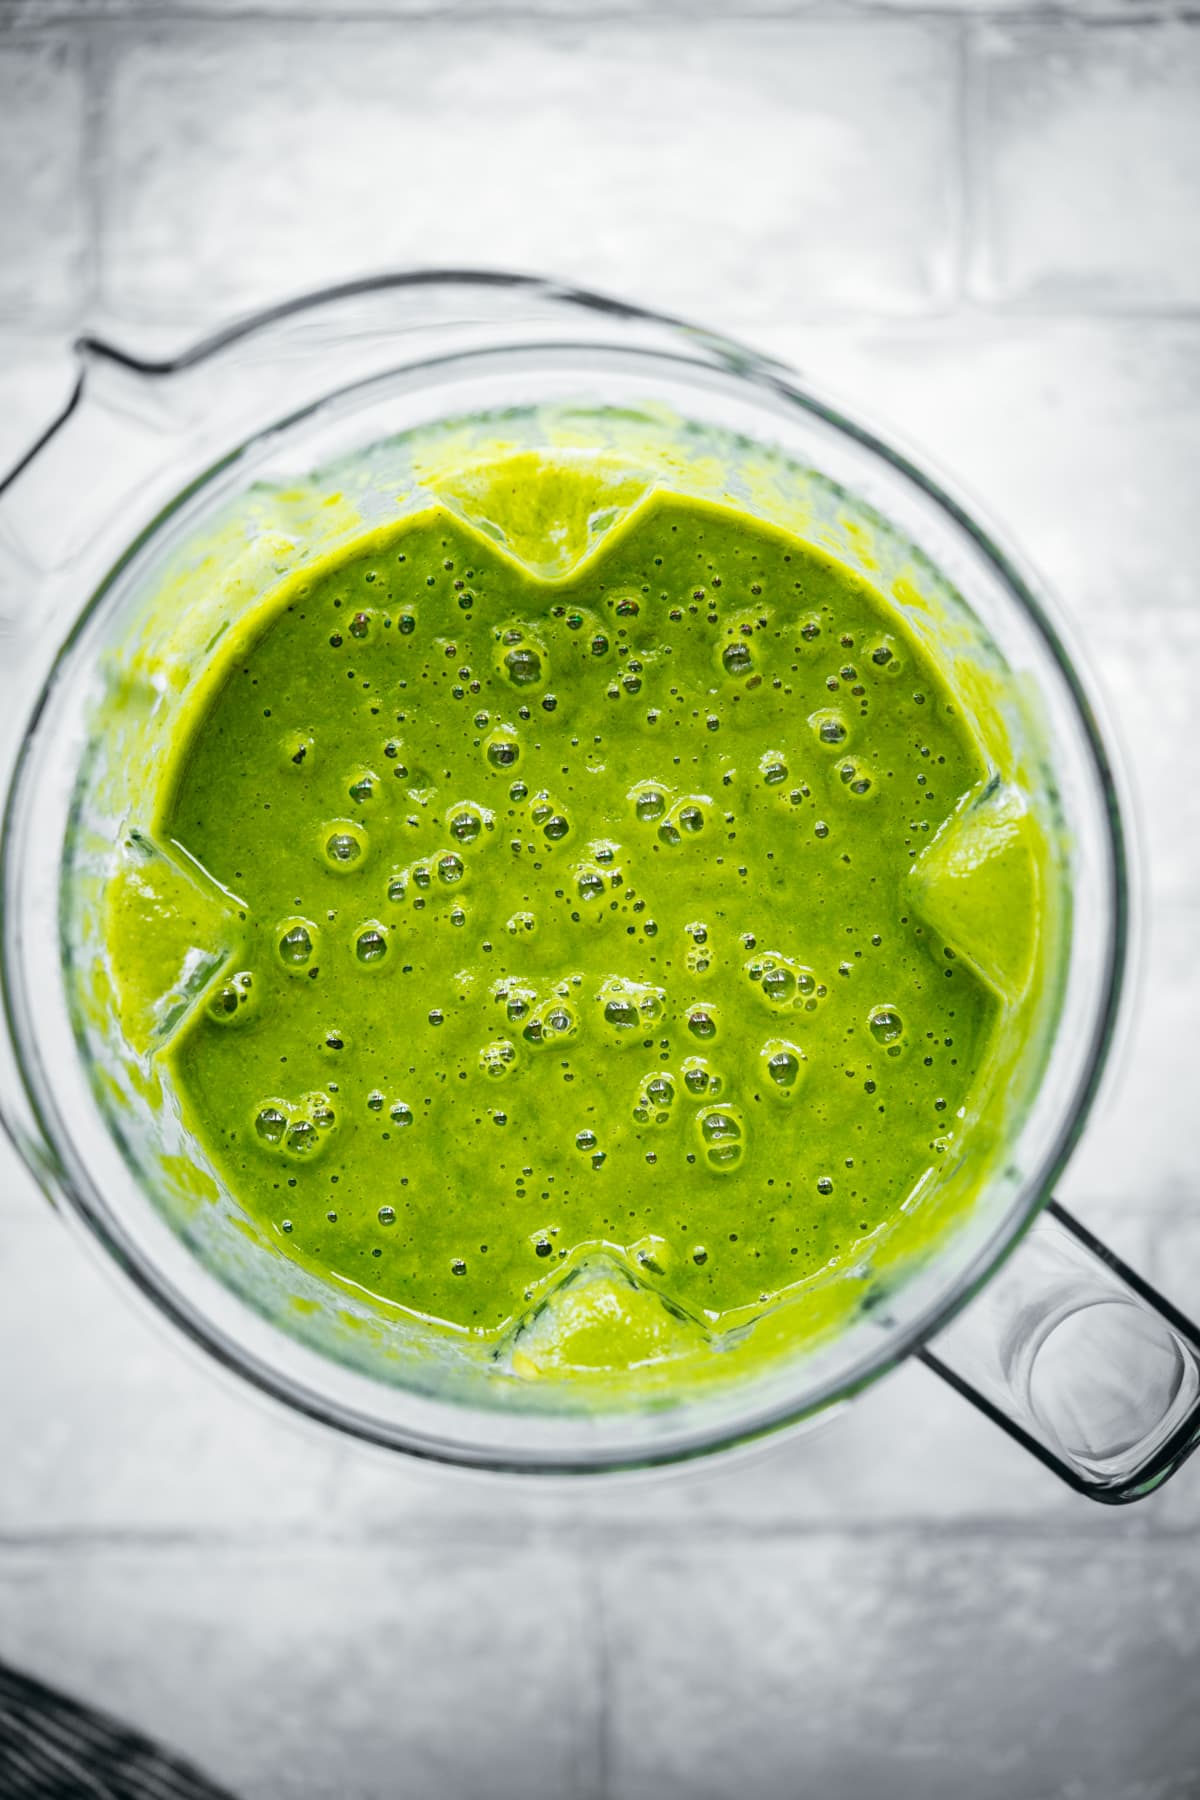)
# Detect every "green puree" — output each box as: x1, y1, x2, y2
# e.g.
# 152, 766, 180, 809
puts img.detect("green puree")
152, 490, 1007, 1353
